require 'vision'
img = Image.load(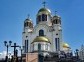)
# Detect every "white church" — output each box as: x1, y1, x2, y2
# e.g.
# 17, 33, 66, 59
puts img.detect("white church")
22, 2, 71, 62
